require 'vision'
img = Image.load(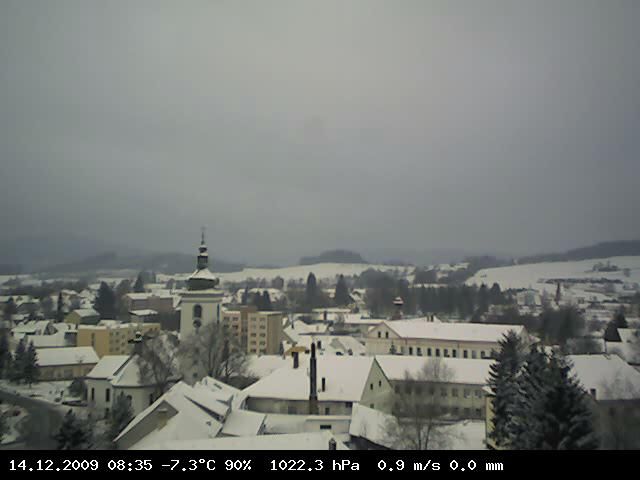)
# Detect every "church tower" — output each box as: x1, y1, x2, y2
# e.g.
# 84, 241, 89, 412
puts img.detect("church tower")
179, 229, 224, 340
